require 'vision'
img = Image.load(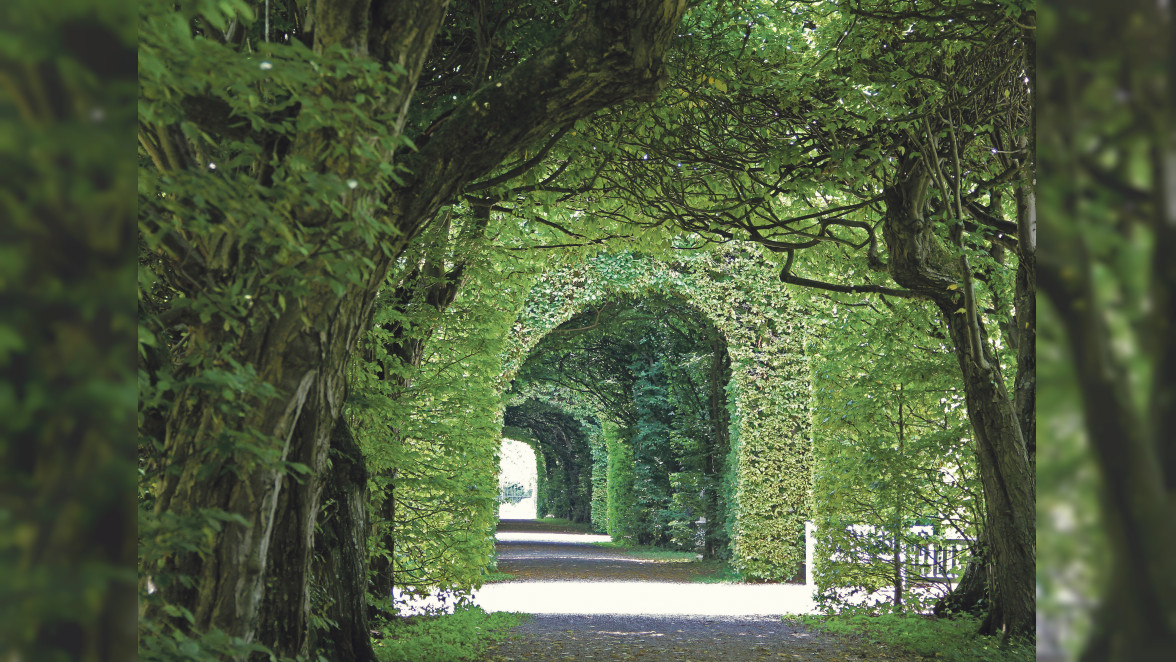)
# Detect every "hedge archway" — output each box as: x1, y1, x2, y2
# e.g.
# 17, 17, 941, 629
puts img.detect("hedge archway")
503, 246, 813, 579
